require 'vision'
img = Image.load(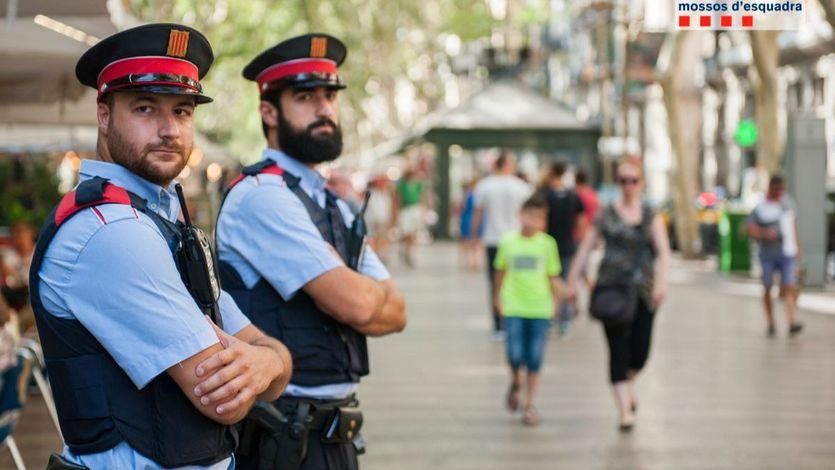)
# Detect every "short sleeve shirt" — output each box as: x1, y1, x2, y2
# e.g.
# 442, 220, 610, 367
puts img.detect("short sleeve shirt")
216, 149, 391, 400
543, 188, 584, 255
749, 196, 797, 257
397, 179, 424, 208
216, 149, 390, 299
473, 175, 532, 246
37, 160, 249, 469
494, 232, 561, 319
